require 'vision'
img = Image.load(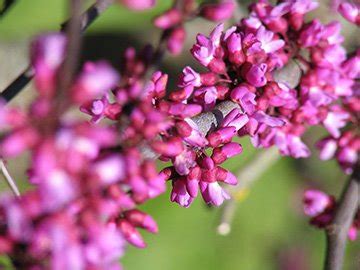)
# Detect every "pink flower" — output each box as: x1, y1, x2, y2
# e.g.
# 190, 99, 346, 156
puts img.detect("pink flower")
274, 131, 310, 158
200, 181, 230, 206
193, 86, 218, 110
151, 137, 184, 157
180, 118, 208, 147
207, 126, 237, 147
167, 26, 186, 55
145, 71, 168, 99
39, 169, 77, 211
221, 108, 249, 131
226, 32, 245, 65
178, 66, 201, 88
211, 142, 243, 164
323, 110, 349, 138
120, 0, 156, 10
84, 223, 125, 266
124, 209, 158, 234
348, 224, 358, 241
191, 24, 224, 67
72, 62, 120, 103
0, 127, 39, 157
230, 85, 257, 114
173, 150, 196, 175
31, 33, 67, 96
168, 103, 202, 117
117, 219, 146, 248
256, 26, 285, 53
245, 63, 268, 87
191, 34, 215, 67
171, 179, 194, 207
153, 8, 182, 29
200, 0, 235, 22
316, 138, 338, 160
303, 189, 332, 217
298, 19, 323, 47
92, 155, 125, 185
288, 0, 319, 15
338, 2, 360, 25
337, 147, 358, 174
